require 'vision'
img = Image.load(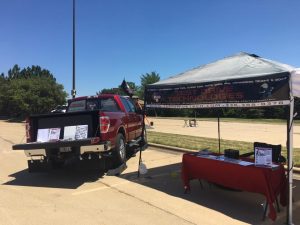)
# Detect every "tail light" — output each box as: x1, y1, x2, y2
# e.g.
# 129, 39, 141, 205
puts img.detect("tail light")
25, 117, 31, 142
99, 115, 110, 133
